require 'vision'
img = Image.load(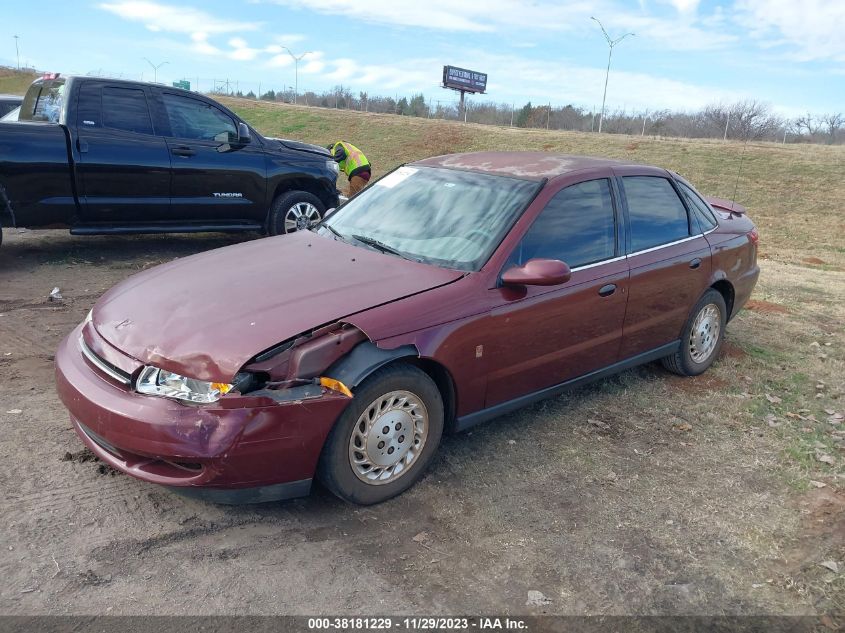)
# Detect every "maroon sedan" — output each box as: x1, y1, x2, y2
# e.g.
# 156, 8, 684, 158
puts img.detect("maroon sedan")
55, 152, 759, 505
